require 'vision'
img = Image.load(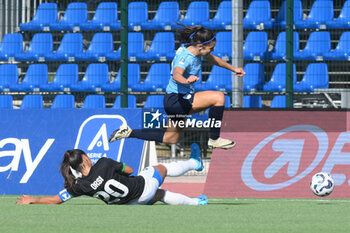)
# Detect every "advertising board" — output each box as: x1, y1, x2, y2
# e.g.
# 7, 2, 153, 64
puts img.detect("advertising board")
0, 109, 144, 195
205, 111, 350, 198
